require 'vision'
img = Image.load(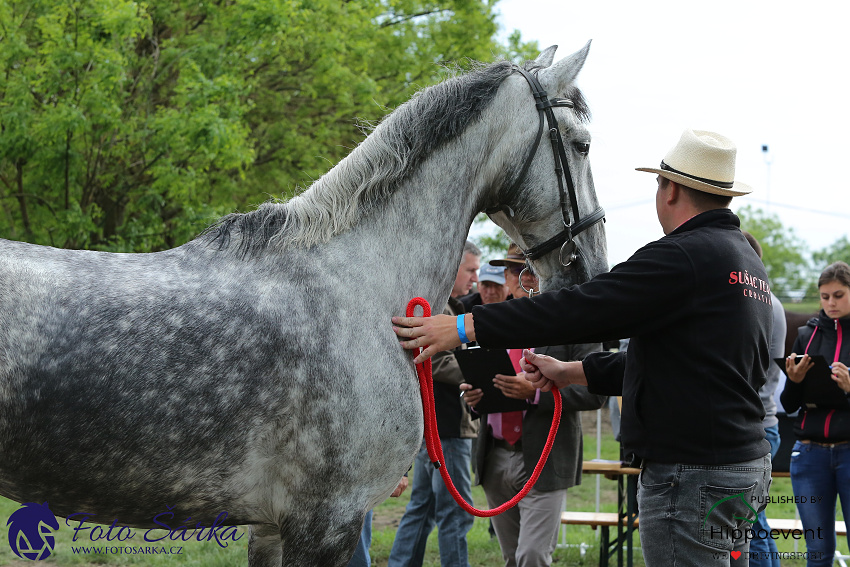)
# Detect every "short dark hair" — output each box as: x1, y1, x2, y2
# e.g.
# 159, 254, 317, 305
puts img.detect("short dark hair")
660, 177, 733, 210
818, 261, 850, 289
741, 230, 762, 259
679, 184, 733, 210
